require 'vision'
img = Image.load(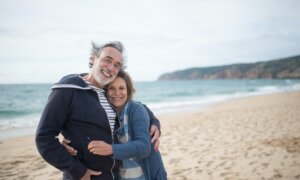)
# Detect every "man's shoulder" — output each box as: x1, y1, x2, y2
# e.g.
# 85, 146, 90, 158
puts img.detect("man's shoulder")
52, 73, 90, 90
58, 74, 82, 83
